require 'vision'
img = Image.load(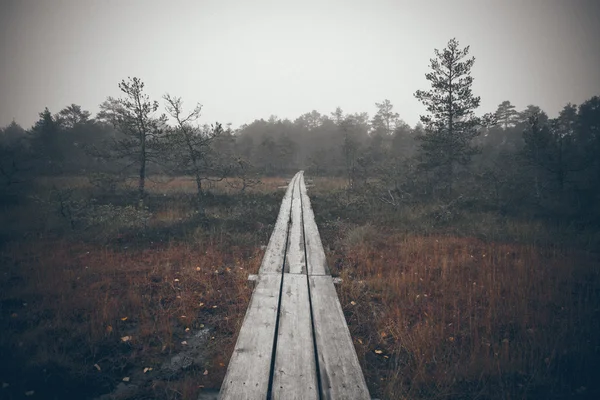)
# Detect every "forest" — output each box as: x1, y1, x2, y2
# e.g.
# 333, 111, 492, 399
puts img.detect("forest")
1, 38, 599, 400
3, 68, 600, 230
